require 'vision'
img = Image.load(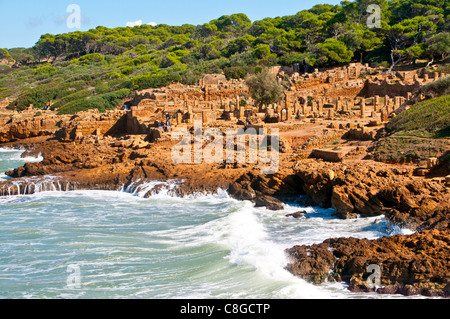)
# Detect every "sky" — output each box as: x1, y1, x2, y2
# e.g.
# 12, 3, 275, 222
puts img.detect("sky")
0, 0, 342, 49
